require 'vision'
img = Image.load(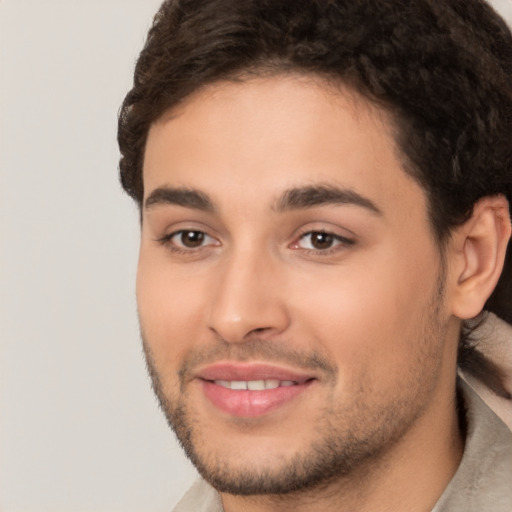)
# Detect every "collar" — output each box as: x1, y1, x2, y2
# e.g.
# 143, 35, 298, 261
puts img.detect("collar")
432, 379, 512, 512
174, 380, 512, 512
